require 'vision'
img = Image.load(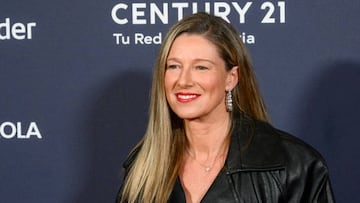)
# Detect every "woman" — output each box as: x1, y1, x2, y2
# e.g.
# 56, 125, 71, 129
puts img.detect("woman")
117, 12, 335, 203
